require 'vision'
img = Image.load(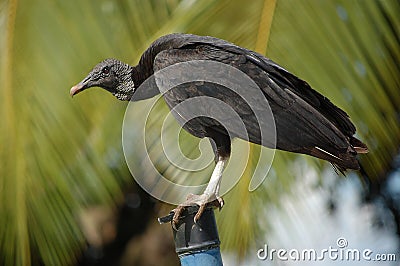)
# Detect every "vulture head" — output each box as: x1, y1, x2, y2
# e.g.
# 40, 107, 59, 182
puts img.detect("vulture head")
70, 58, 134, 101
